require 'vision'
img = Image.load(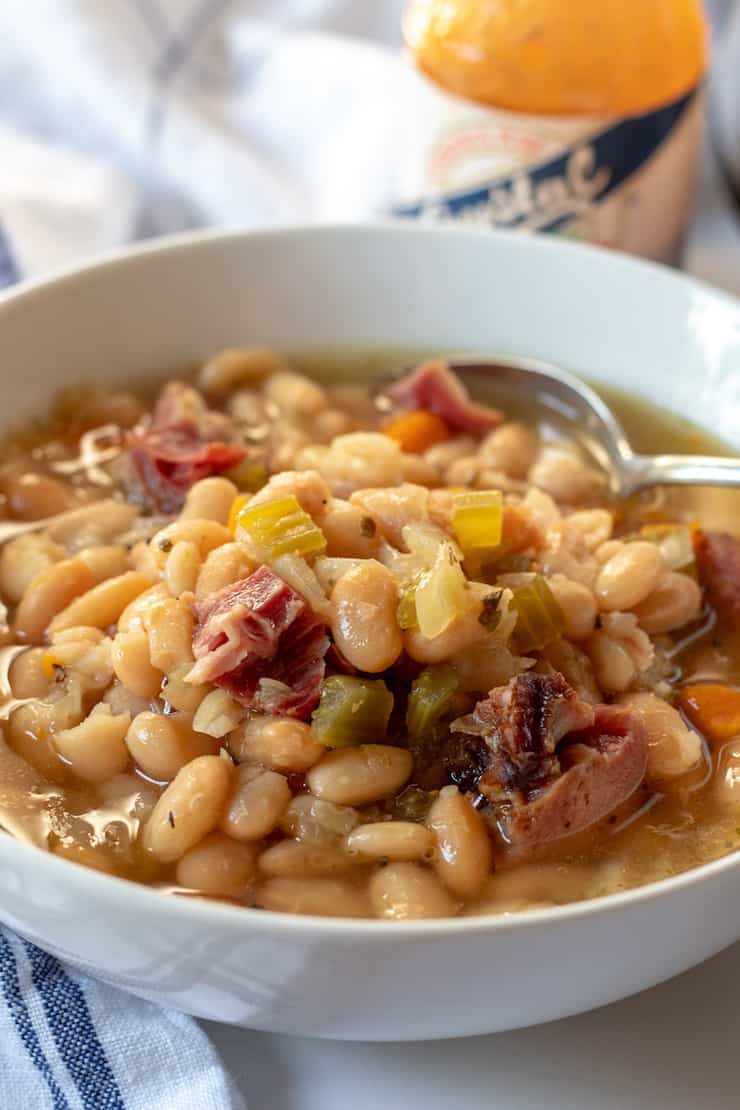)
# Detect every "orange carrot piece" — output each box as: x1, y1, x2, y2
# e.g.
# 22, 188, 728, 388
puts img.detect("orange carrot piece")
678, 684, 740, 744
383, 409, 450, 454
